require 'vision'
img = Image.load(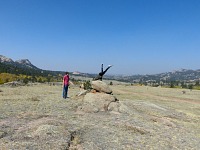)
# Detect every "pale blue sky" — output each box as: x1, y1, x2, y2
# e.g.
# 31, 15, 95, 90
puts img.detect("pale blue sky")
0, 0, 200, 75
